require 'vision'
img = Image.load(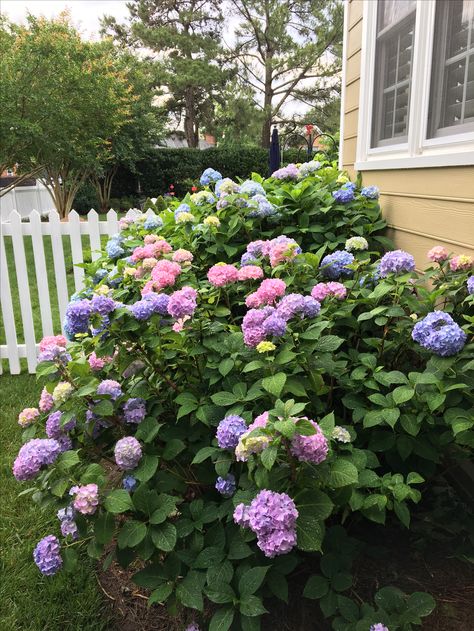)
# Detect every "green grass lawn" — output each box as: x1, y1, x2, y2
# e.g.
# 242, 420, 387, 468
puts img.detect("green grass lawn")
0, 374, 108, 630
